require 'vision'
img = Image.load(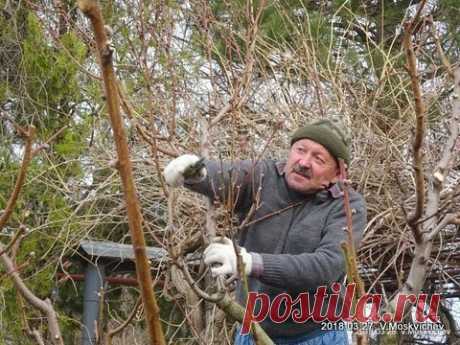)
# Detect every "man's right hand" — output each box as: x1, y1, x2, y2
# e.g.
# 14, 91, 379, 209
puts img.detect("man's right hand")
163, 154, 207, 187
